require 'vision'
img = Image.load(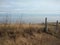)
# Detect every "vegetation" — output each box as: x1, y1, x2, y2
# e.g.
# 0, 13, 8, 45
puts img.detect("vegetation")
0, 23, 60, 45
0, 16, 60, 45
